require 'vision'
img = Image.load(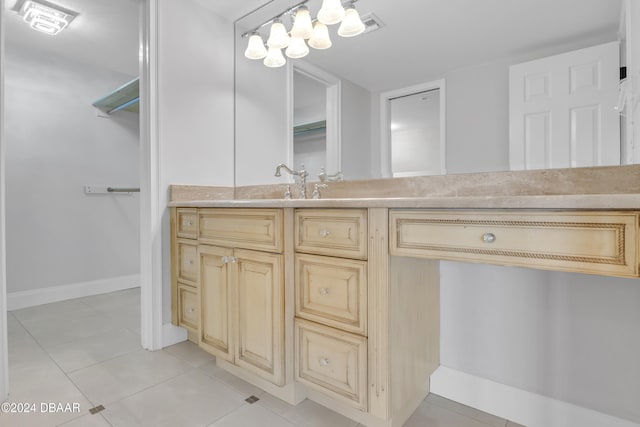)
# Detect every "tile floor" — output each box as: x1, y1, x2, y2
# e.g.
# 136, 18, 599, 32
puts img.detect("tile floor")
1, 288, 525, 427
